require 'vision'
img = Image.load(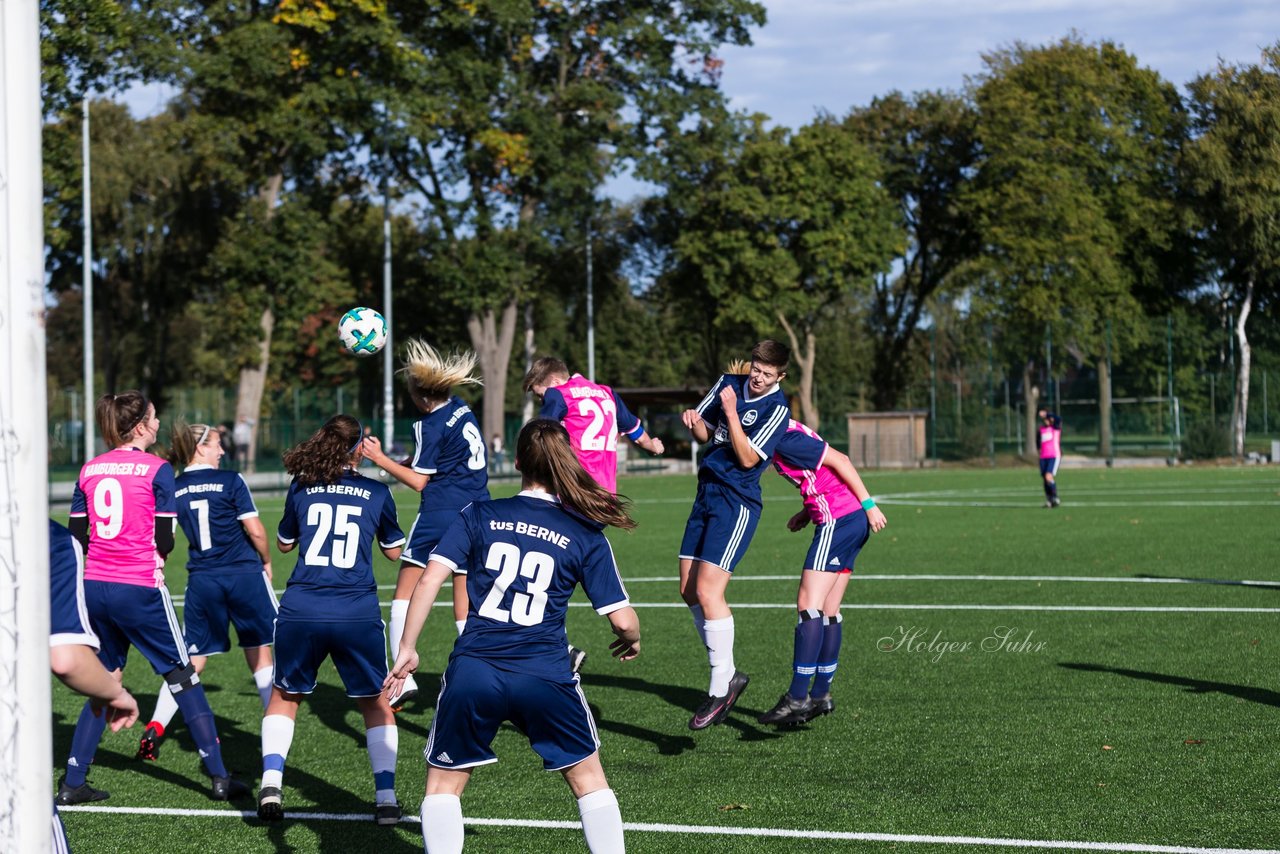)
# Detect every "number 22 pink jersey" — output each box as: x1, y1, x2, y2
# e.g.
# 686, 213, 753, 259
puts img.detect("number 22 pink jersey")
70, 447, 177, 587
540, 374, 643, 494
